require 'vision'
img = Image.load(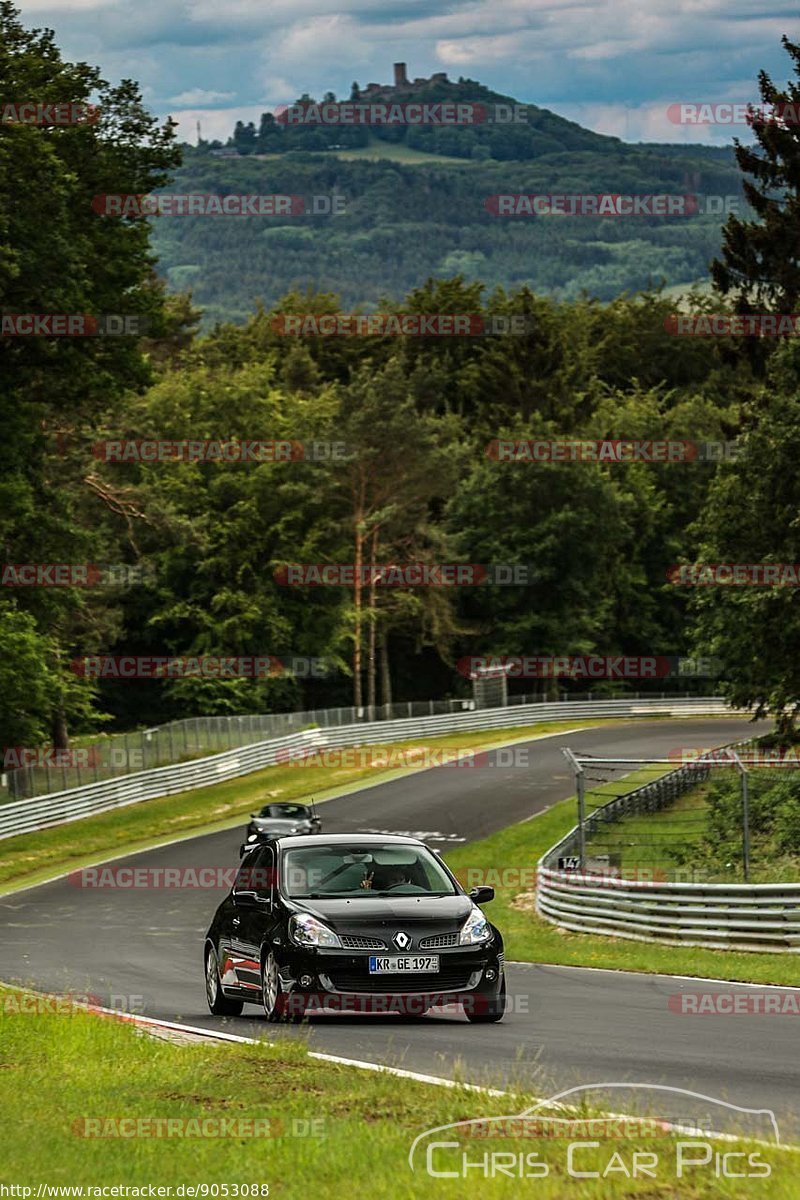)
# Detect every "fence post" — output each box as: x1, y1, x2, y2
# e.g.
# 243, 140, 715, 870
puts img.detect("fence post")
741, 764, 751, 883
563, 749, 586, 869
577, 770, 586, 869
729, 749, 750, 882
